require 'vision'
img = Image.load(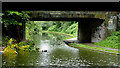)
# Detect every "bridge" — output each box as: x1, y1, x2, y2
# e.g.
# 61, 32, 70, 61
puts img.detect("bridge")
29, 11, 119, 43
1, 2, 120, 43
